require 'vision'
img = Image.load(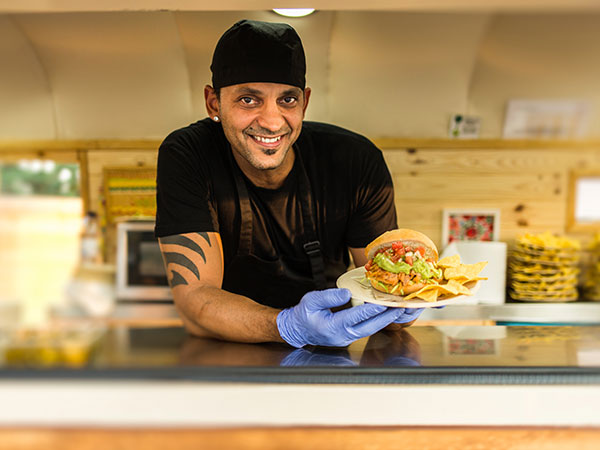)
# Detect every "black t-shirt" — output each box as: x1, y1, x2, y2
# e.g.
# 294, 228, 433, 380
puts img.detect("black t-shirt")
155, 118, 397, 297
